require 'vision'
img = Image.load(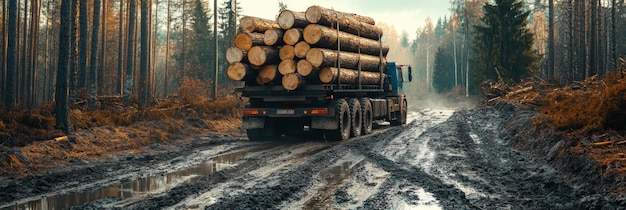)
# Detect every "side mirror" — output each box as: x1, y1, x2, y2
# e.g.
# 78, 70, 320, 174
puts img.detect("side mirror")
408, 66, 413, 82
